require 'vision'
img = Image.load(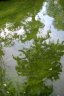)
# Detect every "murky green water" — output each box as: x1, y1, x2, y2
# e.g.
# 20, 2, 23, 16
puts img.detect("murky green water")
0, 0, 64, 96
